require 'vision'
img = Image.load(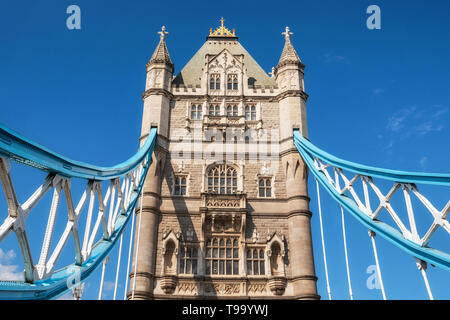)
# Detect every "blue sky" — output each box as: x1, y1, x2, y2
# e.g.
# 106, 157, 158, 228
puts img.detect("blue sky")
0, 0, 449, 300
